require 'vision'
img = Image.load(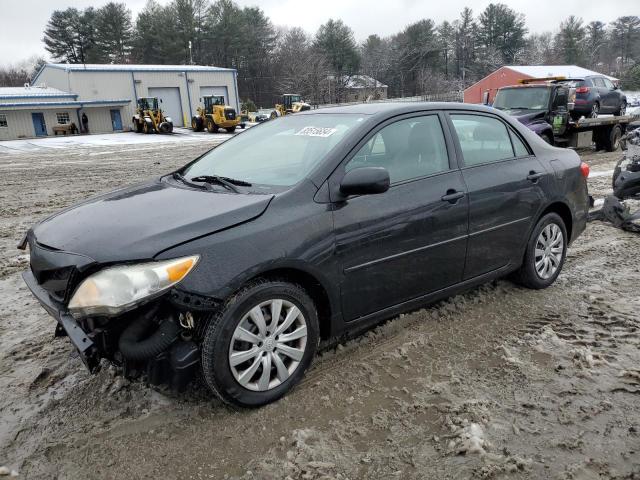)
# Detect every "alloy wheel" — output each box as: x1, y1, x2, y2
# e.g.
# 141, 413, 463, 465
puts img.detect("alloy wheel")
534, 224, 564, 280
229, 299, 308, 392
